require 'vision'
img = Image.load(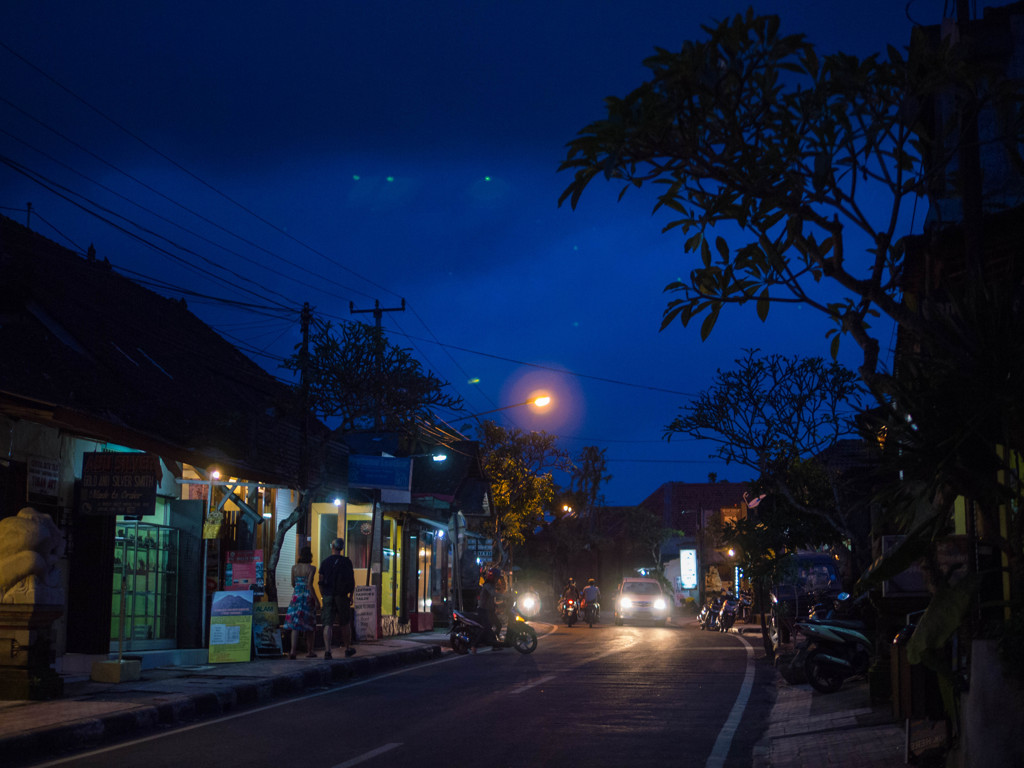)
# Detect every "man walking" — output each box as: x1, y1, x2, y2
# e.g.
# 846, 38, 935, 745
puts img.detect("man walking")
318, 537, 356, 658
